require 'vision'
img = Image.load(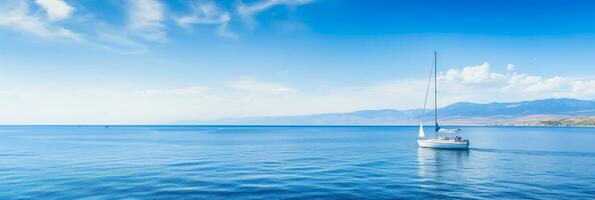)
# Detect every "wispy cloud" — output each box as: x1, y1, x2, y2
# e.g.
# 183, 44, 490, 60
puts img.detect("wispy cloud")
228, 77, 297, 94
175, 0, 236, 38
0, 0, 83, 41
0, 0, 315, 53
4, 66, 595, 124
138, 86, 211, 96
176, 1, 230, 26
127, 0, 166, 41
506, 64, 515, 72
0, 1, 151, 54
93, 32, 148, 54
0, 86, 220, 124
35, 0, 73, 21
238, 0, 313, 17
237, 0, 314, 27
